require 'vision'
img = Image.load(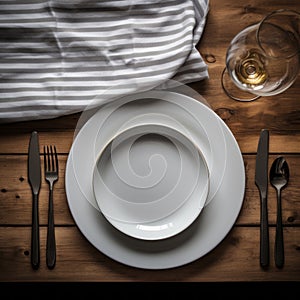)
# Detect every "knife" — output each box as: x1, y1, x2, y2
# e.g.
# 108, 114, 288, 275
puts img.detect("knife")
28, 131, 41, 270
255, 129, 269, 268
